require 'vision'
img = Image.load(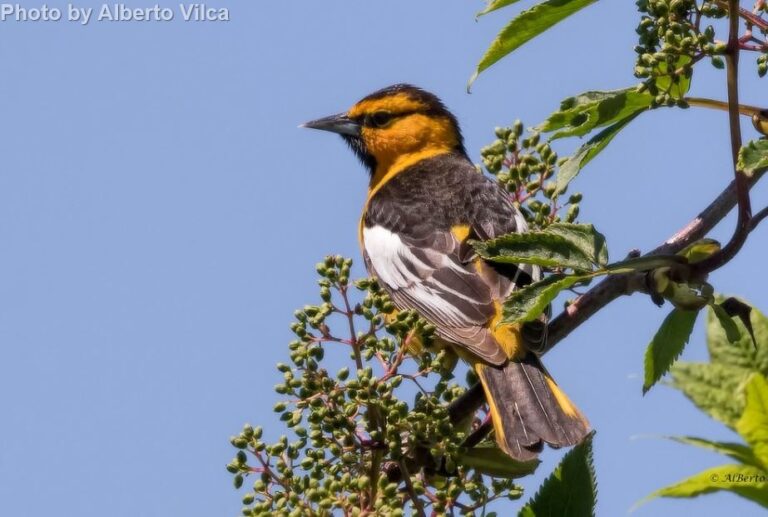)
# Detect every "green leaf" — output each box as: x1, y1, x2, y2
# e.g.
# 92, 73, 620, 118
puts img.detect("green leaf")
469, 0, 598, 90
535, 88, 653, 140
600, 254, 687, 274
643, 308, 699, 394
666, 436, 760, 467
472, 232, 596, 271
556, 111, 642, 194
543, 223, 609, 266
678, 238, 721, 264
654, 55, 693, 99
476, 0, 523, 17
502, 274, 587, 323
707, 296, 768, 375
460, 444, 540, 477
737, 374, 768, 469
473, 223, 607, 271
711, 303, 741, 344
669, 361, 753, 429
639, 464, 768, 509
518, 433, 597, 517
737, 139, 768, 177
496, 251, 688, 325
